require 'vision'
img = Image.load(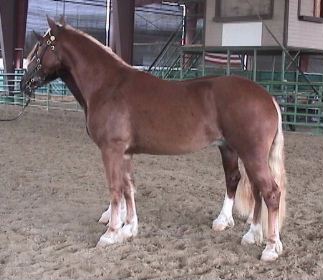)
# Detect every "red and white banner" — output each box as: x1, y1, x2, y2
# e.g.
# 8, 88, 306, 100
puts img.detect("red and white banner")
205, 52, 242, 66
